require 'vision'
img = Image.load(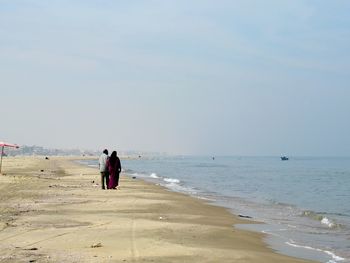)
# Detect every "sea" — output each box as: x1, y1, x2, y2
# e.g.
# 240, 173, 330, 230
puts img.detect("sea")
81, 156, 350, 263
